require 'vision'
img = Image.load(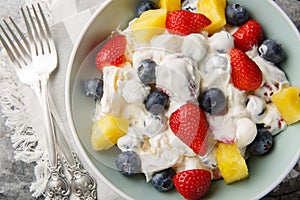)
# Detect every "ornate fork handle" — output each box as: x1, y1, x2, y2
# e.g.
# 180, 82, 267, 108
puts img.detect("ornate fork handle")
31, 74, 71, 200
48, 93, 97, 199
46, 155, 70, 200
63, 153, 97, 199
